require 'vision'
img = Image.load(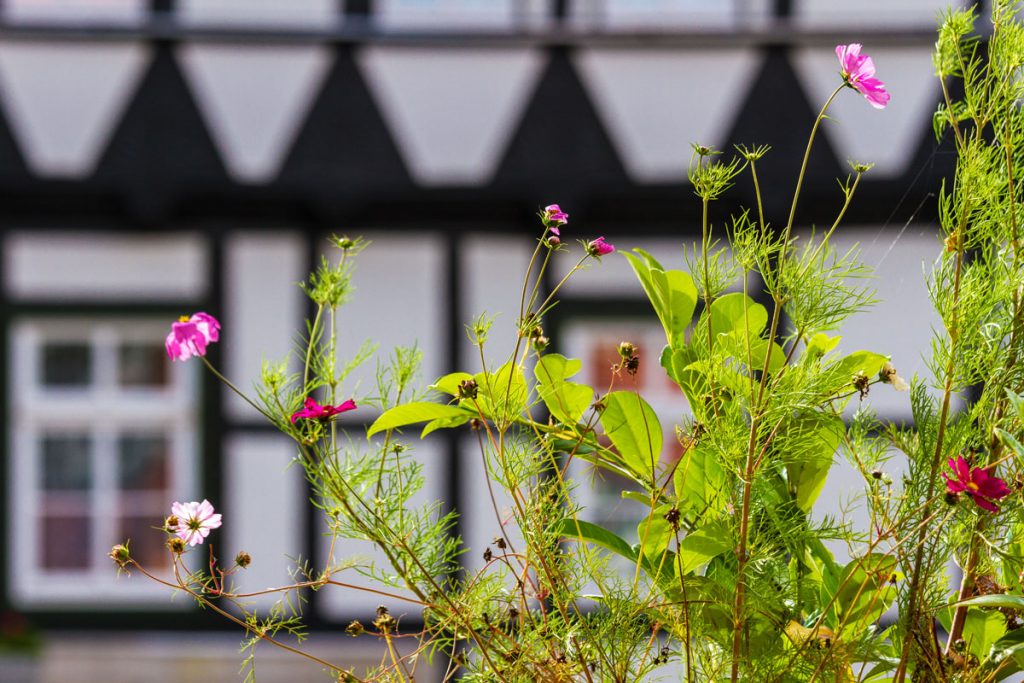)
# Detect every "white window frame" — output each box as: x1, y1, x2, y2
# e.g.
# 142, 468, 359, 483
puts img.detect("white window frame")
9, 317, 199, 607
